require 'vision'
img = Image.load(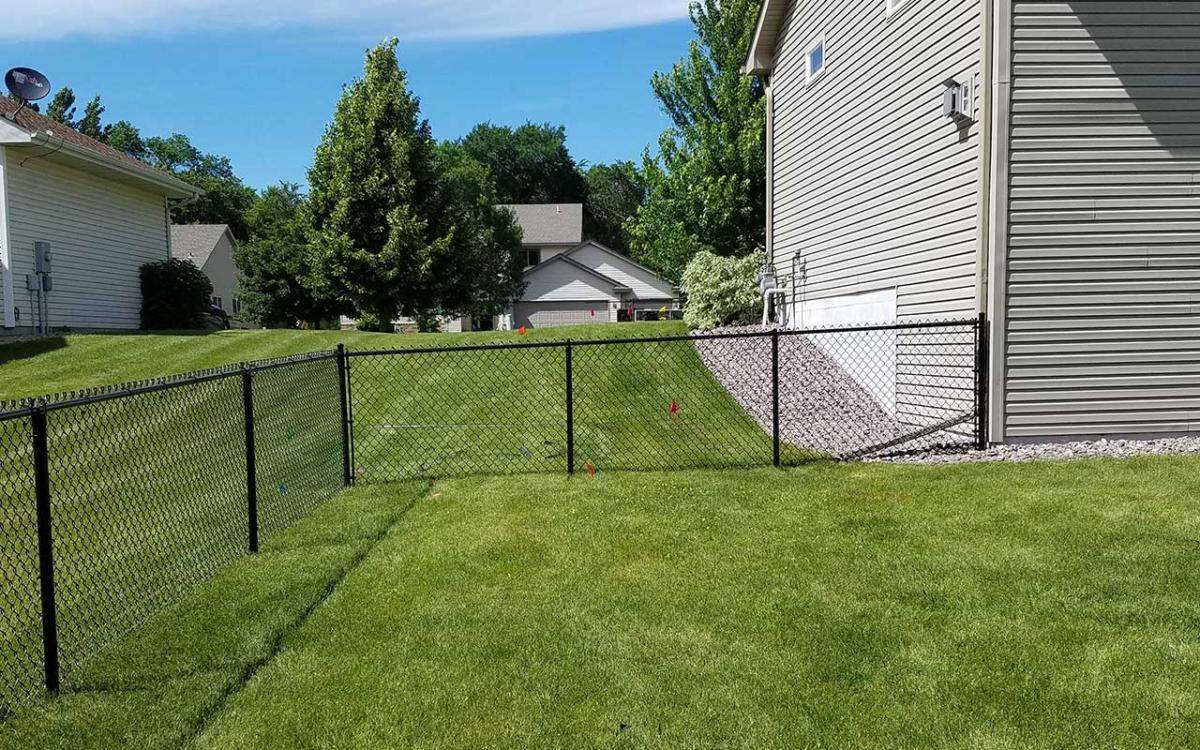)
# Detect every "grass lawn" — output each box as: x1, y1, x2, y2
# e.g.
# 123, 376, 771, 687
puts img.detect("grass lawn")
0, 322, 687, 403
3, 458, 1198, 749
